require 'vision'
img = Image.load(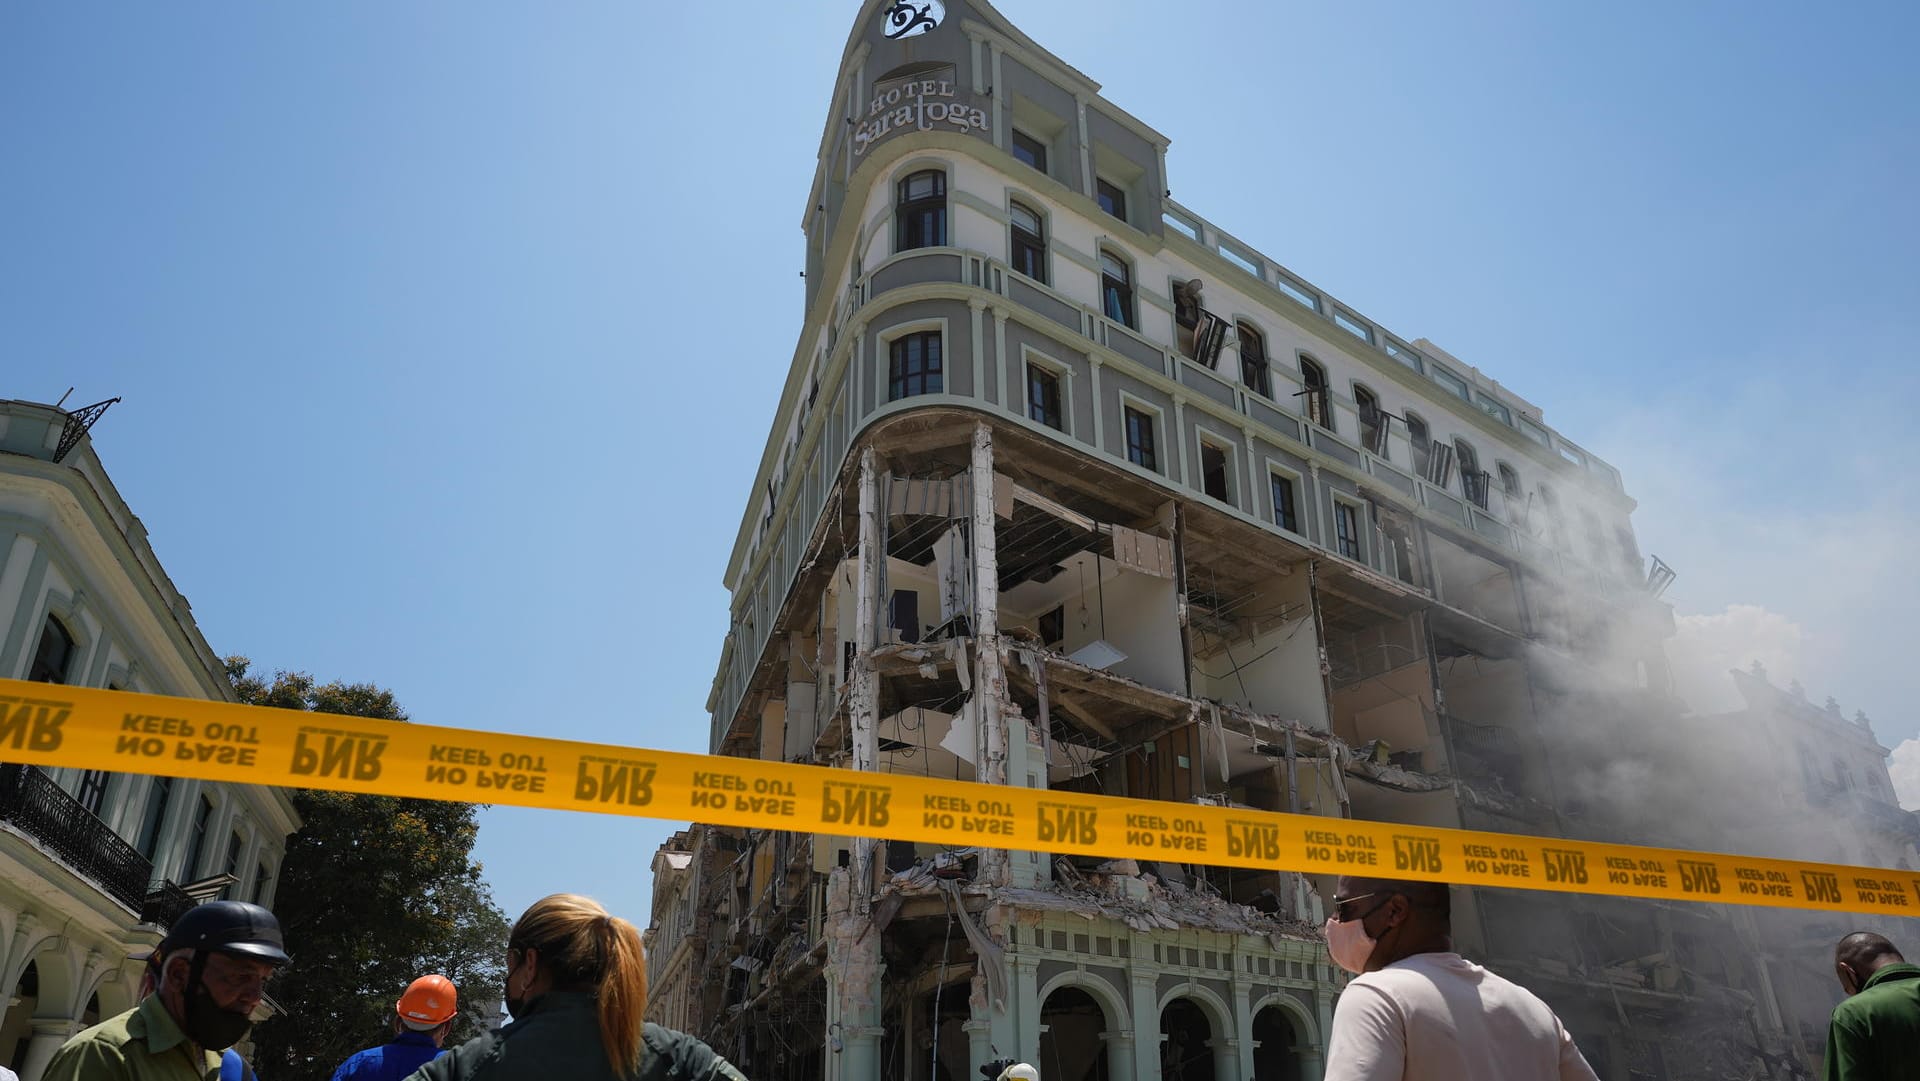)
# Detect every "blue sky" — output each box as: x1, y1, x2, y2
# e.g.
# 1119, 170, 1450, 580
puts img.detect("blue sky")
4, 0, 1916, 928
